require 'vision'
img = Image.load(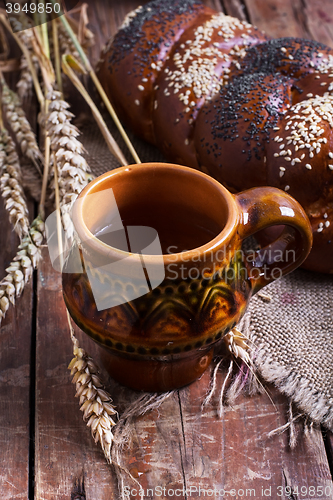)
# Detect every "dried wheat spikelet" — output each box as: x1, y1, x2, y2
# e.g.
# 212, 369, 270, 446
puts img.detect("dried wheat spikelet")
6, 14, 39, 98
45, 89, 93, 237
0, 128, 30, 239
17, 53, 40, 99
68, 336, 117, 462
0, 215, 44, 324
1, 80, 43, 173
224, 327, 251, 364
